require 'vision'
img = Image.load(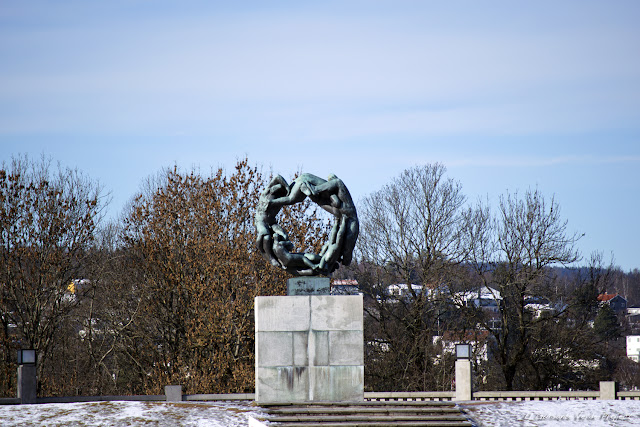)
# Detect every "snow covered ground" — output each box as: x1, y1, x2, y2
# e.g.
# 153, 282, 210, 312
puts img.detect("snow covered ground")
461, 400, 640, 426
0, 400, 269, 427
1, 399, 640, 426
